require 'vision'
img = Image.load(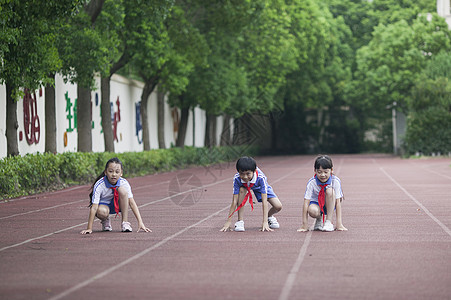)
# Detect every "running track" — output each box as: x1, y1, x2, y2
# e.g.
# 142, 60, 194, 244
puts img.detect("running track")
0, 154, 450, 300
